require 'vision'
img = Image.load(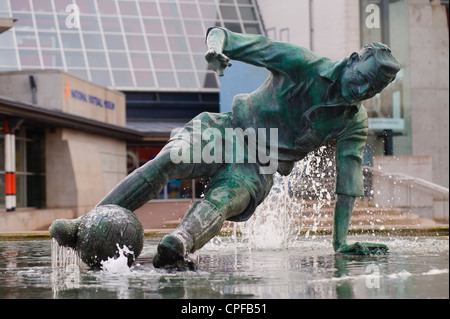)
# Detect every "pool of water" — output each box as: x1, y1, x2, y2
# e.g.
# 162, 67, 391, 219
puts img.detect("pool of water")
0, 235, 448, 299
